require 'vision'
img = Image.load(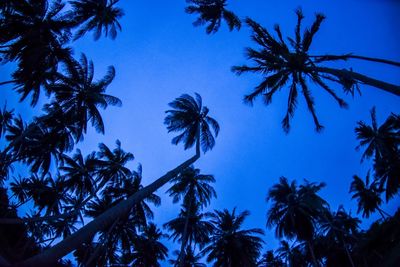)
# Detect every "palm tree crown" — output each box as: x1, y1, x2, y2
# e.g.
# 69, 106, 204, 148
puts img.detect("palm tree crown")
70, 0, 124, 40
266, 177, 328, 241
165, 93, 220, 153
203, 208, 264, 267
349, 173, 384, 218
185, 0, 241, 34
